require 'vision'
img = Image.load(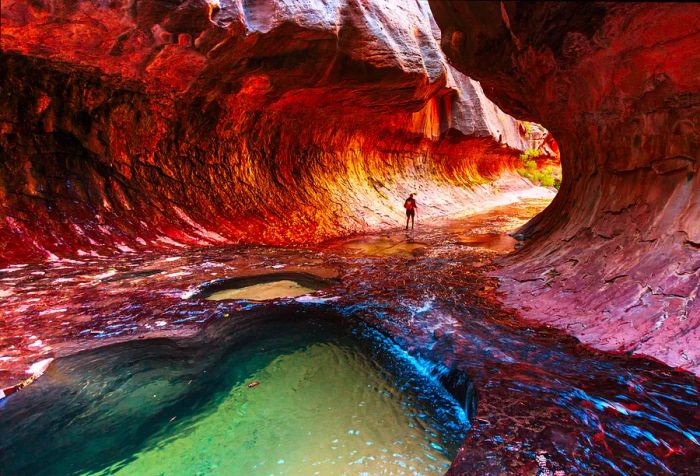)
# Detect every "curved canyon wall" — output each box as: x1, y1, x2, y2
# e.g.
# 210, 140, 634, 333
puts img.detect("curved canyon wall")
430, 1, 700, 373
0, 0, 545, 264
